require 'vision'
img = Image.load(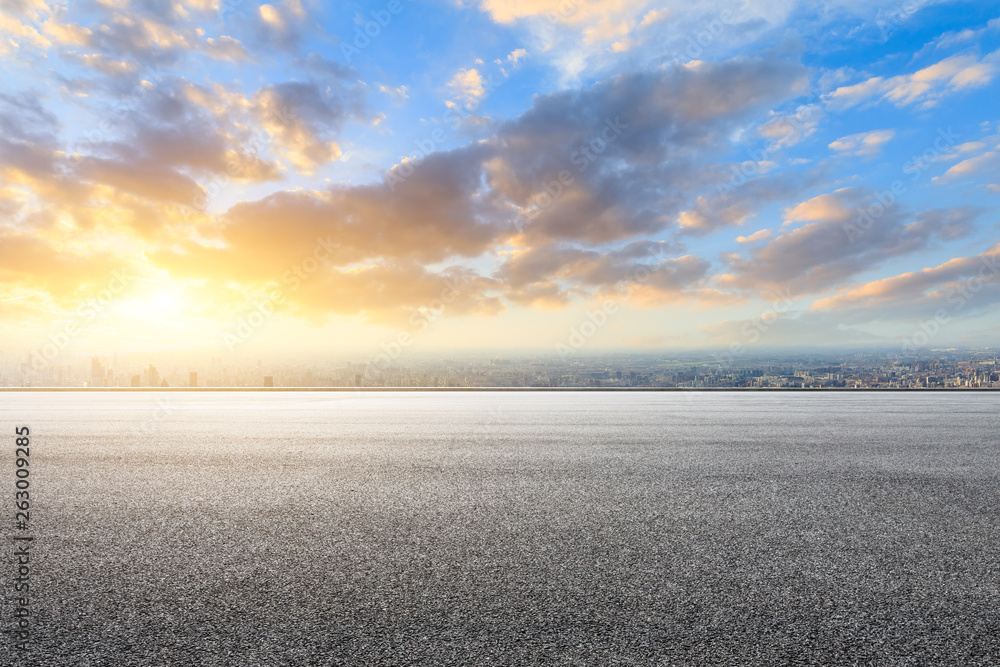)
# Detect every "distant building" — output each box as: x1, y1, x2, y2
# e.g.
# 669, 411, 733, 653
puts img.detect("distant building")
189, 371, 198, 388
91, 357, 105, 387
263, 376, 274, 387
130, 375, 140, 387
